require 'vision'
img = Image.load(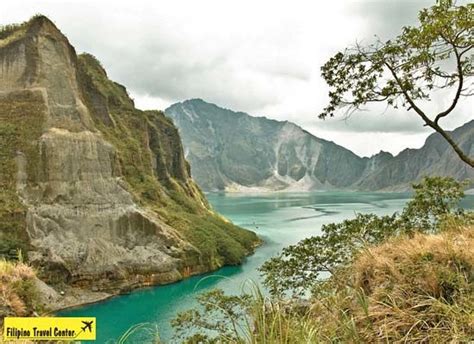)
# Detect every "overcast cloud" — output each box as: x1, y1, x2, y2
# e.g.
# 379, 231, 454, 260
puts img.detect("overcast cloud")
2, 0, 472, 157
